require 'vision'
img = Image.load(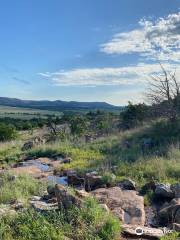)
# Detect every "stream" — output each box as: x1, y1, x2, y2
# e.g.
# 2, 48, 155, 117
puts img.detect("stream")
16, 158, 68, 185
